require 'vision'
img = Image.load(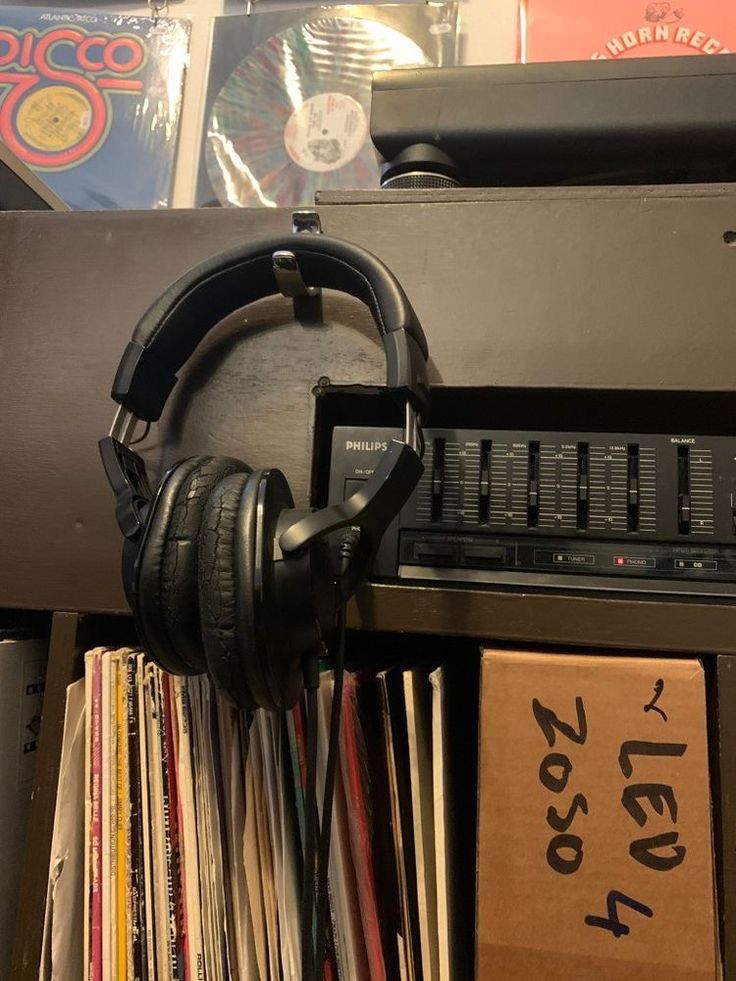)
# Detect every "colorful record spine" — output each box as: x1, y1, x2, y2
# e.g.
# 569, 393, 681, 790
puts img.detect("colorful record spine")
89, 651, 103, 981
126, 654, 145, 981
